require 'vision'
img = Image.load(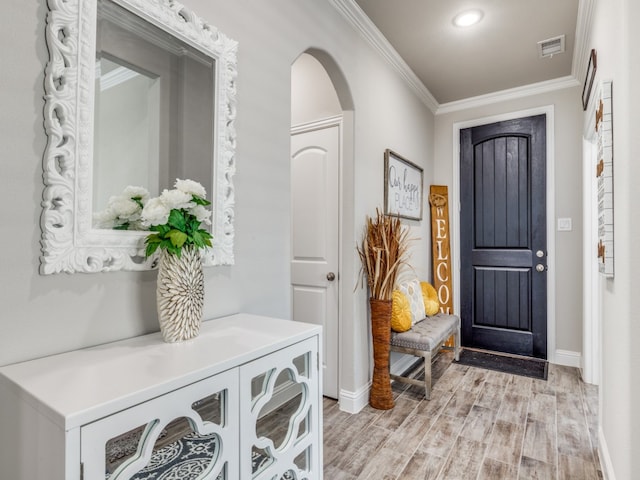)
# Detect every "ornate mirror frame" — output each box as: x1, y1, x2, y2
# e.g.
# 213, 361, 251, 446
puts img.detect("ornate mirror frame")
41, 0, 237, 274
